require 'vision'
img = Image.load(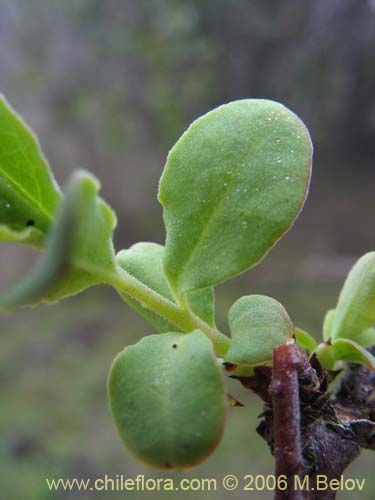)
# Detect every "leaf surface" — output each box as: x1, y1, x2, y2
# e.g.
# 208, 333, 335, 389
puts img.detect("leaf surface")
159, 99, 312, 296
0, 94, 61, 247
315, 342, 335, 370
355, 327, 375, 348
333, 338, 375, 370
295, 327, 317, 354
322, 309, 336, 341
331, 253, 375, 340
224, 295, 294, 366
108, 330, 226, 470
